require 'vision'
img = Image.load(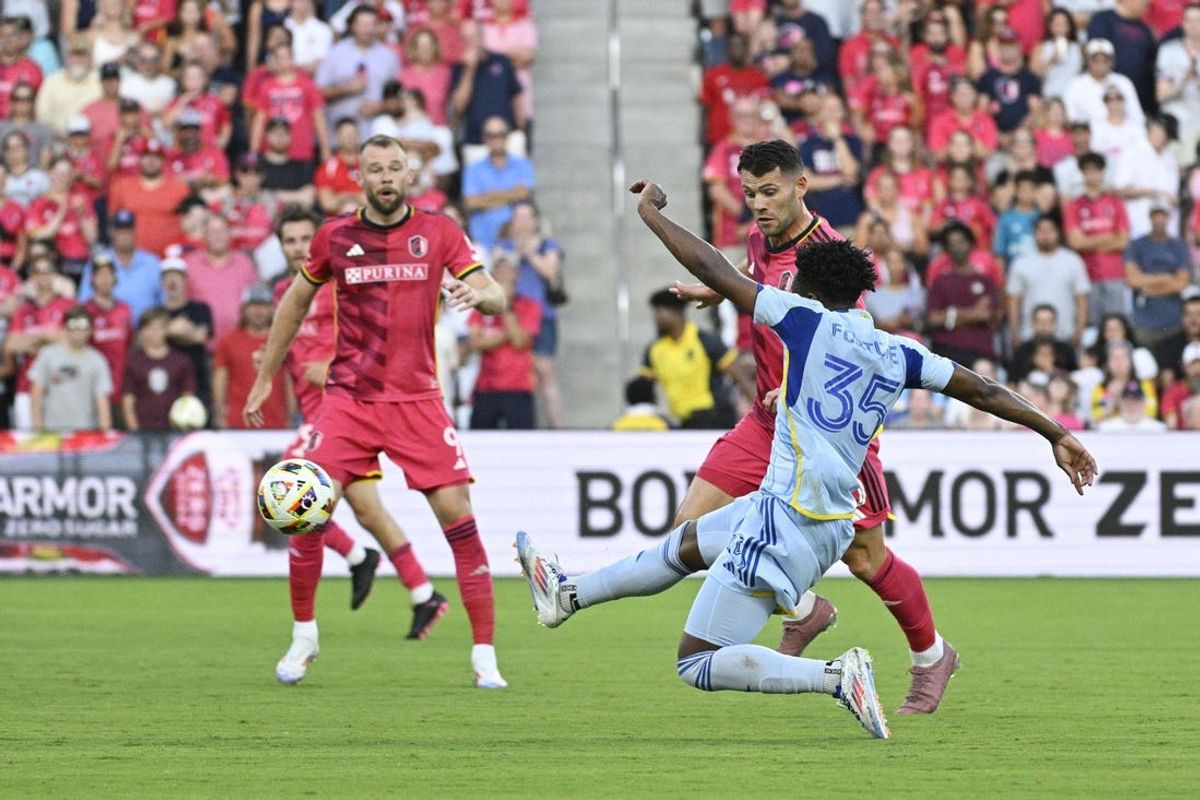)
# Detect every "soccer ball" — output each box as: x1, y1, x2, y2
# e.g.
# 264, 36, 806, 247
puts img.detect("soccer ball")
168, 395, 208, 430
256, 459, 336, 535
